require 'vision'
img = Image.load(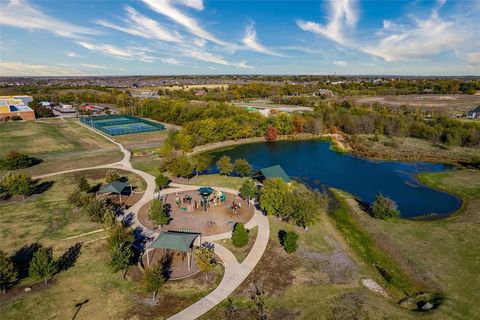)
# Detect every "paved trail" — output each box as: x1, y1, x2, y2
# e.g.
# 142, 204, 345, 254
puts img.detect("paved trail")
34, 121, 270, 320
